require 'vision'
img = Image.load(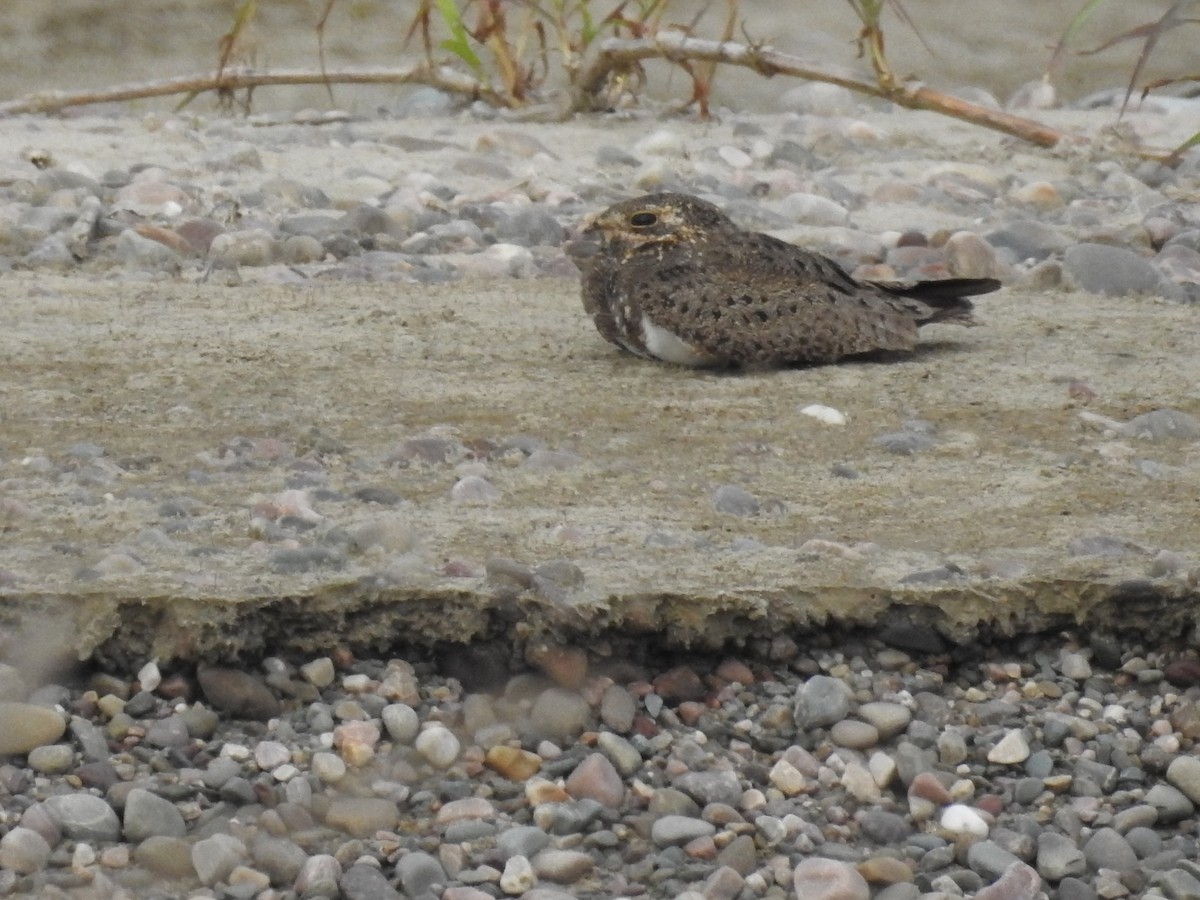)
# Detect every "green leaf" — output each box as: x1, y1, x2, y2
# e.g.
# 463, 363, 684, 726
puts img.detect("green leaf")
435, 0, 484, 75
